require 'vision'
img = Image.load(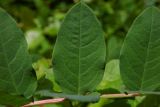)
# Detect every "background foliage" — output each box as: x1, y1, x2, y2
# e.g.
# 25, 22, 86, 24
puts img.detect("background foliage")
0, 0, 160, 107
